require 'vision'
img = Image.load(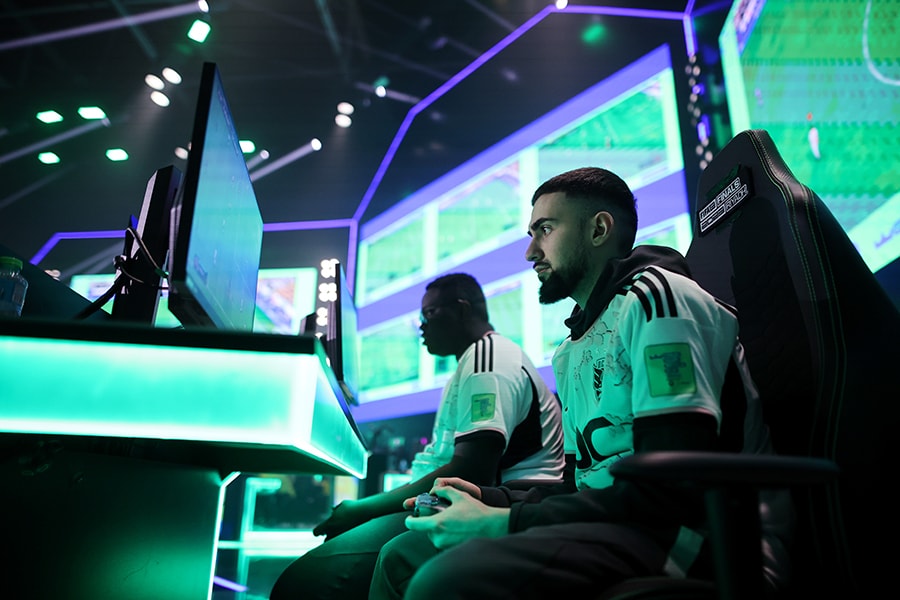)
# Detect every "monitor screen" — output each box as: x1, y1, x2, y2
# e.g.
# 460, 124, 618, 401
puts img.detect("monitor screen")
719, 0, 900, 275
168, 62, 263, 331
